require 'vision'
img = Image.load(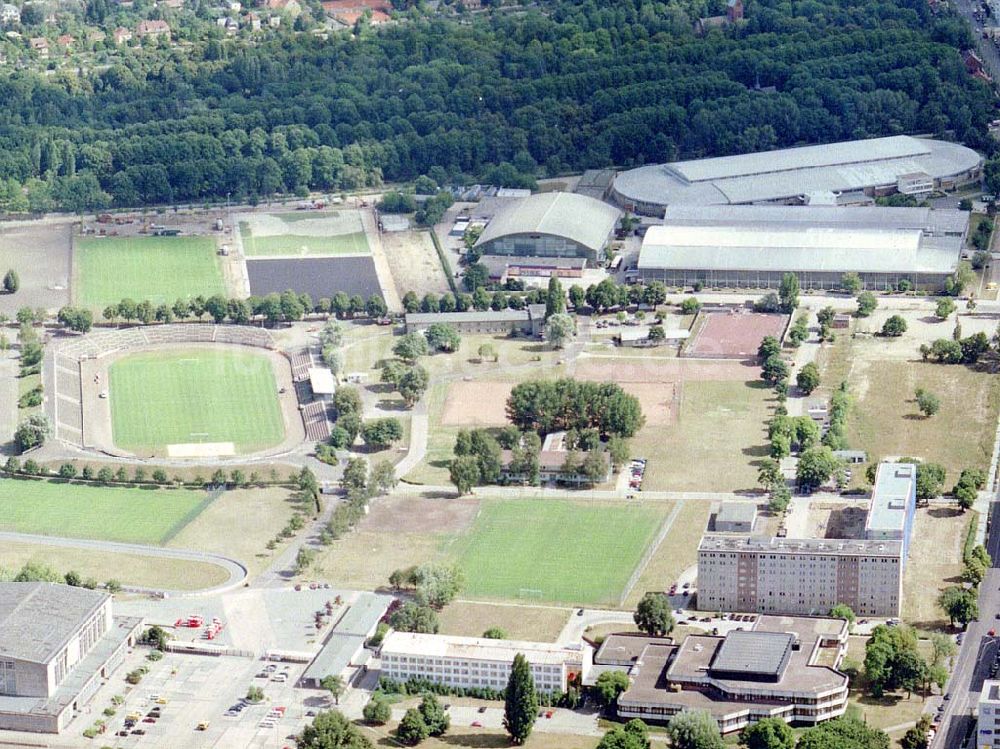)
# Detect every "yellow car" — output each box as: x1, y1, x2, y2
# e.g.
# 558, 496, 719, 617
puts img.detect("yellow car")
156, 697, 169, 705
196, 721, 210, 731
